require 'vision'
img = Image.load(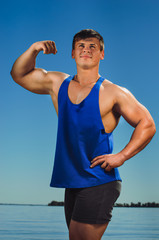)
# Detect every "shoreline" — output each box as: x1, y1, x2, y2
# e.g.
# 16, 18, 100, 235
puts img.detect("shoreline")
1, 202, 159, 208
